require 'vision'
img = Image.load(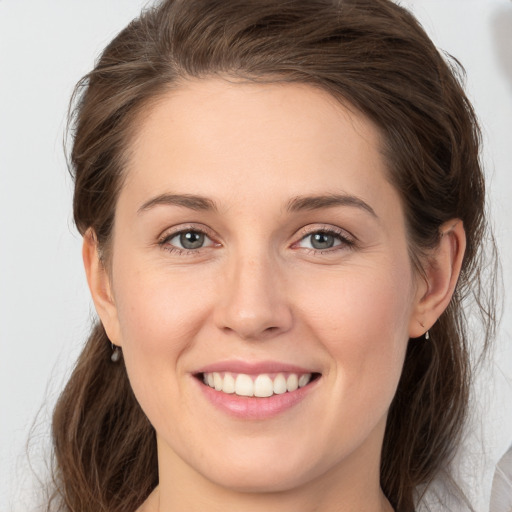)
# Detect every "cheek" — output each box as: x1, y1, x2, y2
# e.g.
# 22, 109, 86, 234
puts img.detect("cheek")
111, 258, 213, 385
298, 261, 414, 402
110, 262, 215, 432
